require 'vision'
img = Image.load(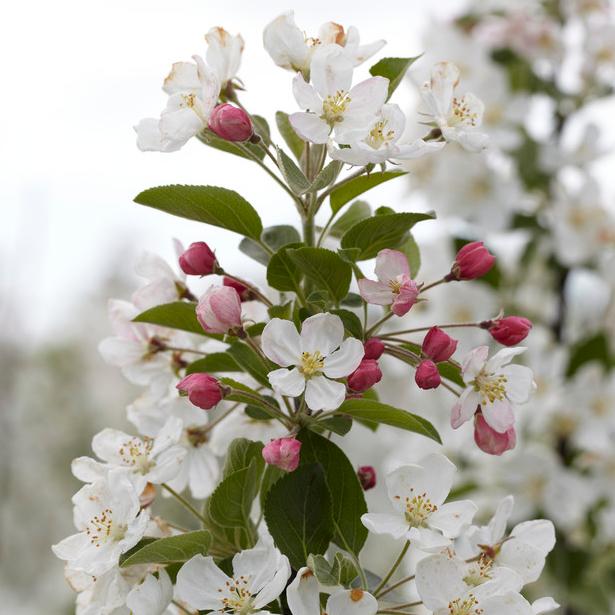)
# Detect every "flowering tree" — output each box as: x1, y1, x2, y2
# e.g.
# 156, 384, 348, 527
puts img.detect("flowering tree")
53, 11, 560, 615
